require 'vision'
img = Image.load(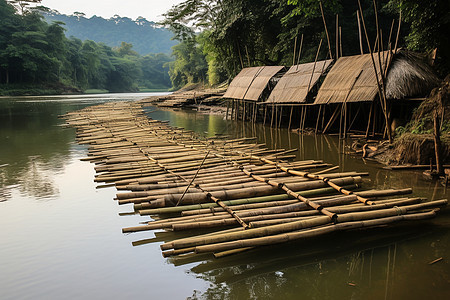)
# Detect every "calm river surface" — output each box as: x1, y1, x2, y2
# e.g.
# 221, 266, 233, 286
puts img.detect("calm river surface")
1, 93, 449, 299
